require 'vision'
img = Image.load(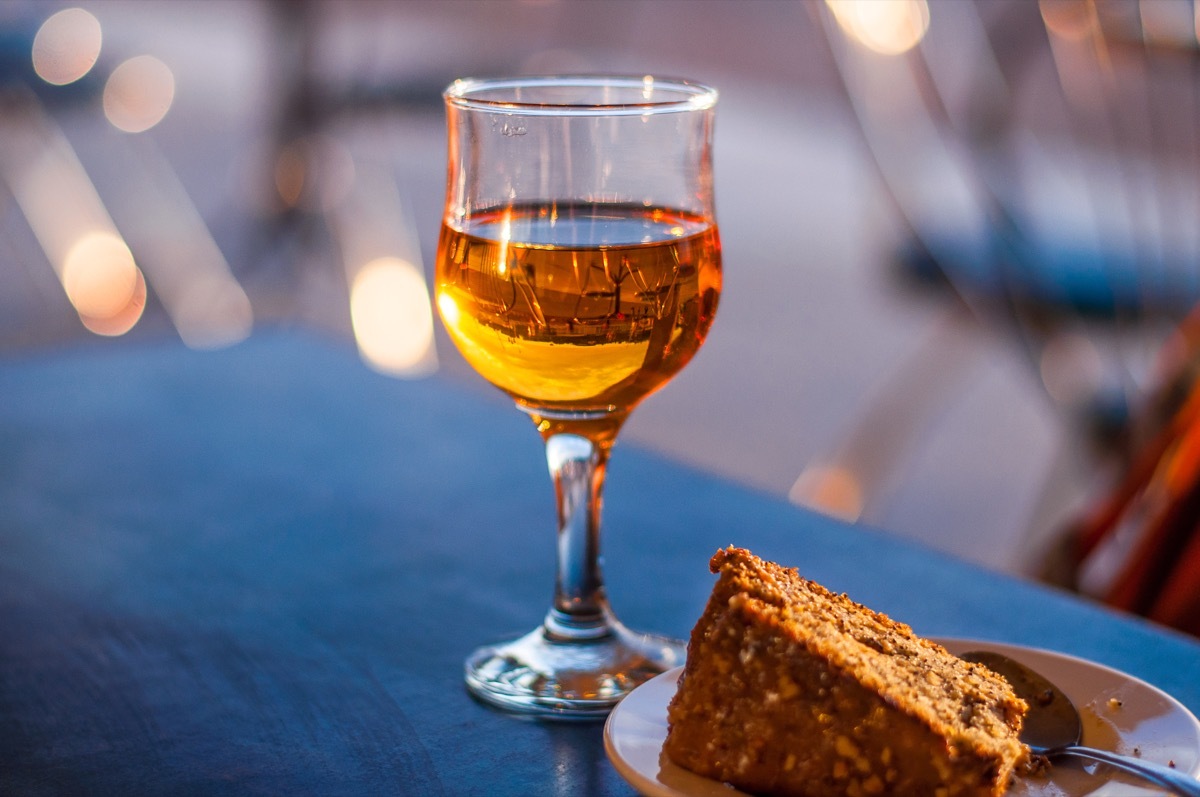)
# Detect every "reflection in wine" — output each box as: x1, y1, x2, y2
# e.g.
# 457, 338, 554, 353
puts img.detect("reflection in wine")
436, 203, 721, 433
